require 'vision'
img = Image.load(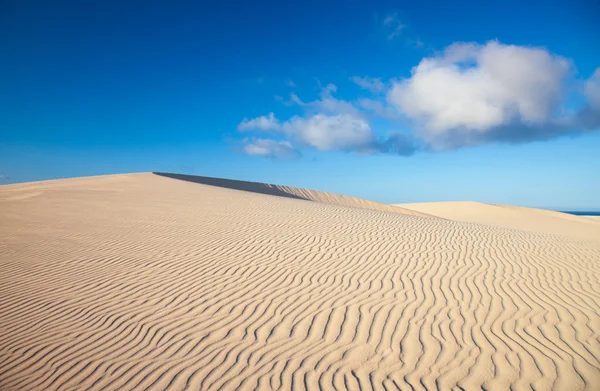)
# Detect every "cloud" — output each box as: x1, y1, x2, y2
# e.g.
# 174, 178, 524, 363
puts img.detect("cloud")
387, 41, 598, 149
238, 111, 416, 157
585, 69, 600, 109
236, 41, 600, 158
356, 98, 400, 120
411, 38, 424, 49
243, 139, 300, 159
289, 92, 304, 106
382, 13, 404, 40
580, 68, 600, 129
389, 42, 569, 131
352, 76, 385, 94
239, 85, 380, 154
285, 78, 296, 87
304, 84, 364, 117
283, 114, 373, 151
238, 86, 406, 155
237, 112, 281, 131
